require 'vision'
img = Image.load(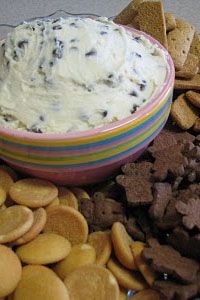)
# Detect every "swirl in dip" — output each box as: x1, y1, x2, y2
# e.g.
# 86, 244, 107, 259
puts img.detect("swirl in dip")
0, 17, 167, 133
